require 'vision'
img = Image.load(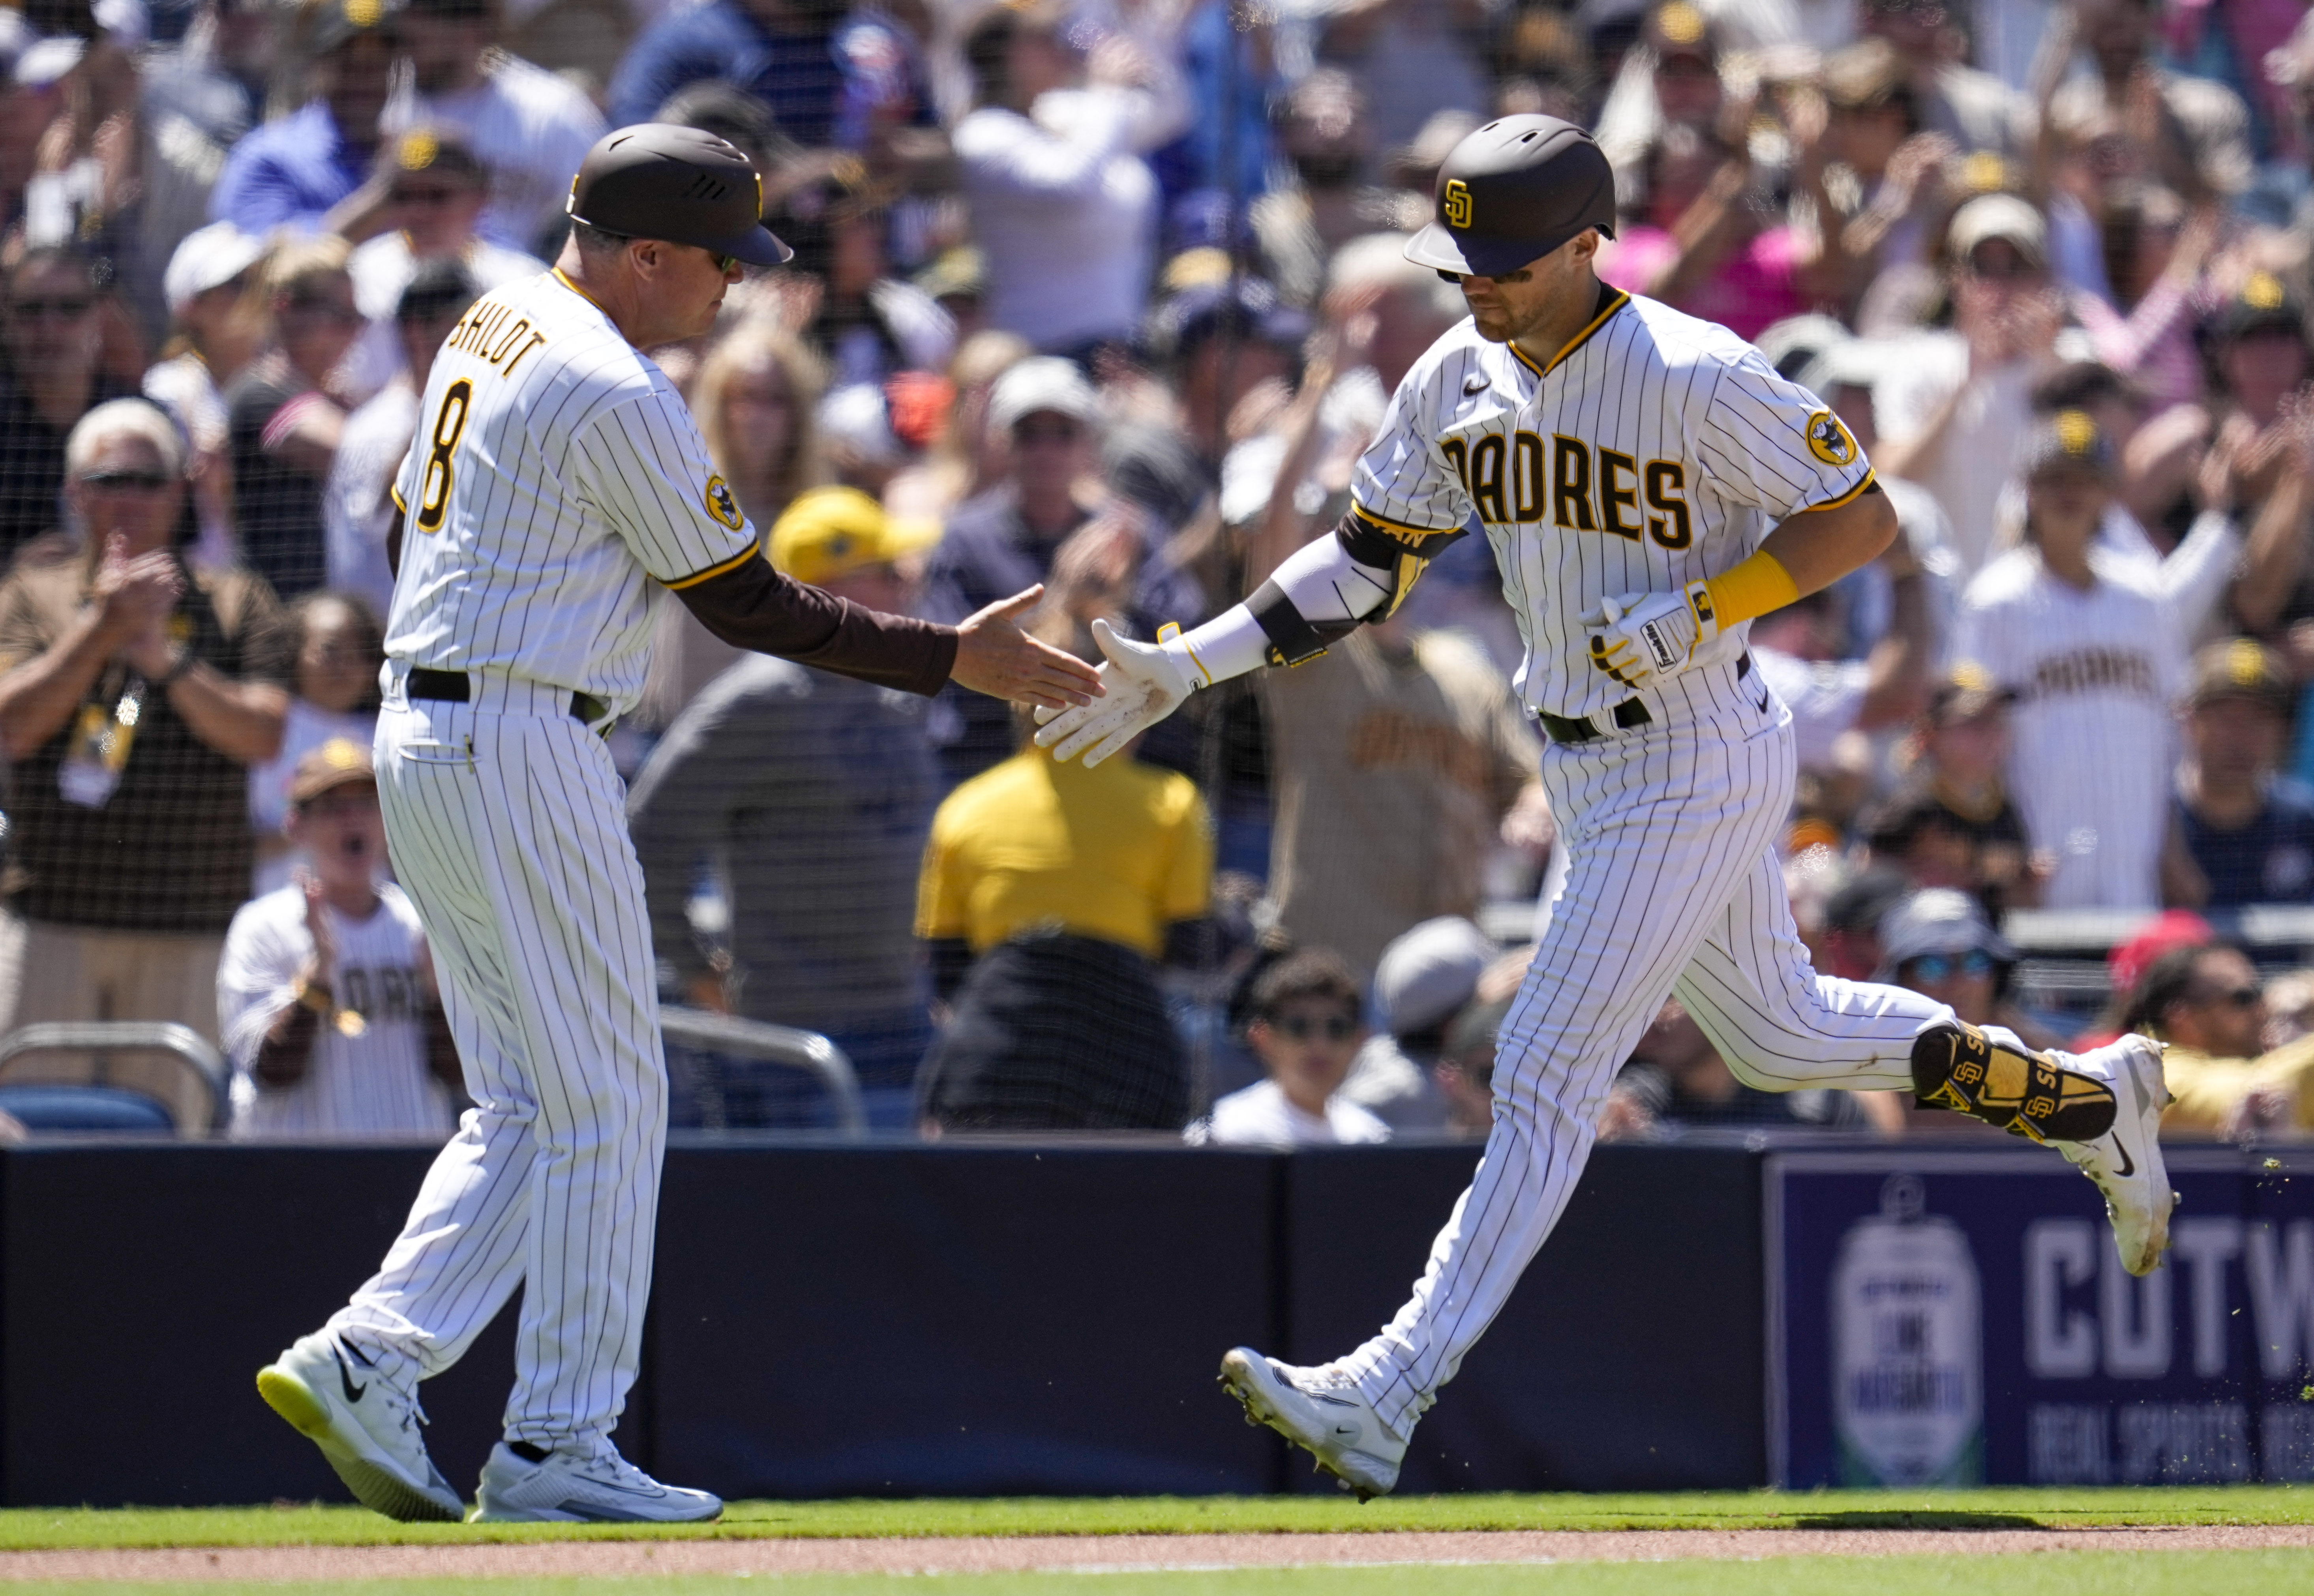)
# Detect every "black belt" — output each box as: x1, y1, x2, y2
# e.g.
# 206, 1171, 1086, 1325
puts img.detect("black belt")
405, 667, 613, 730
1540, 699, 1652, 744
1540, 653, 1751, 745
